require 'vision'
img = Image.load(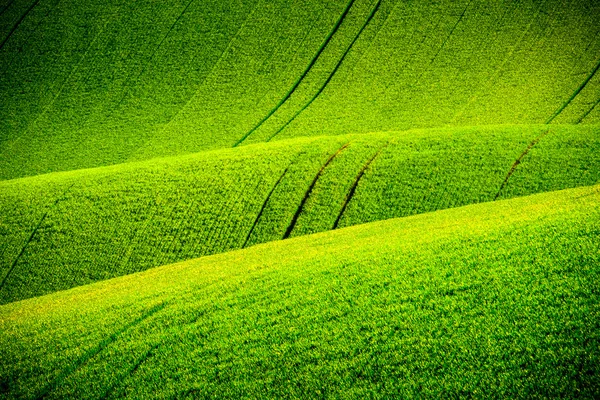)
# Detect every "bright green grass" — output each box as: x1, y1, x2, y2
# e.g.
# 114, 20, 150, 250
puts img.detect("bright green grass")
1, 0, 599, 179
2, 125, 598, 304
1, 184, 598, 398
